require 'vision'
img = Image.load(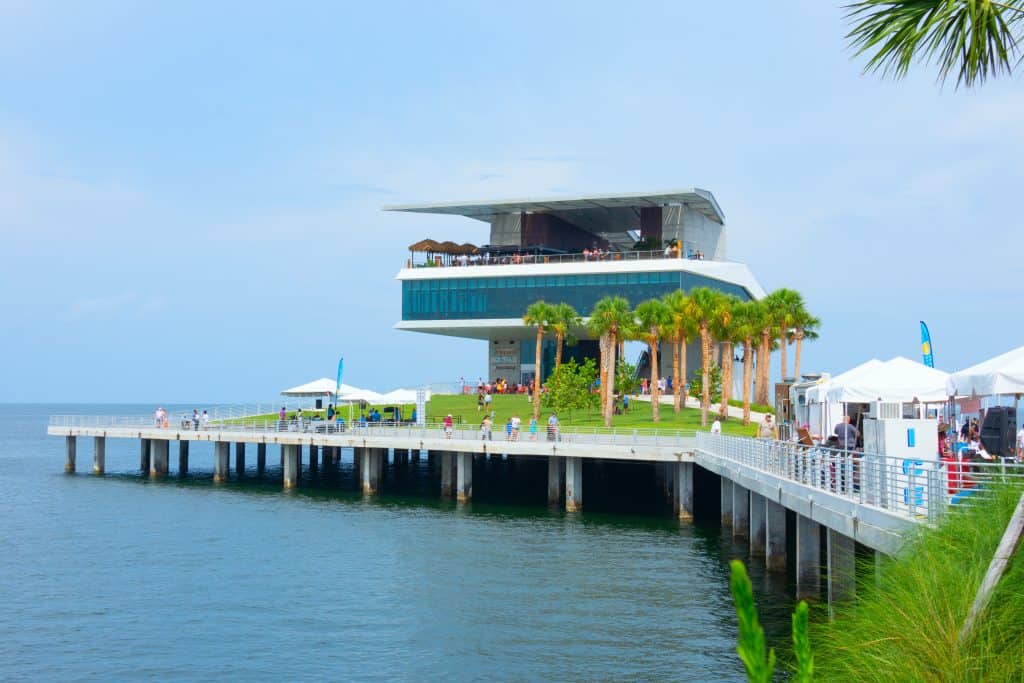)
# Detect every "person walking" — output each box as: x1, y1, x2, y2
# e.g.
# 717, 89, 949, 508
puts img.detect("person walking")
201, 410, 209, 430
757, 414, 778, 440
481, 415, 492, 441
443, 413, 454, 439
834, 415, 859, 451
529, 416, 537, 441
547, 412, 559, 442
192, 409, 200, 432
505, 417, 513, 441
511, 414, 521, 441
